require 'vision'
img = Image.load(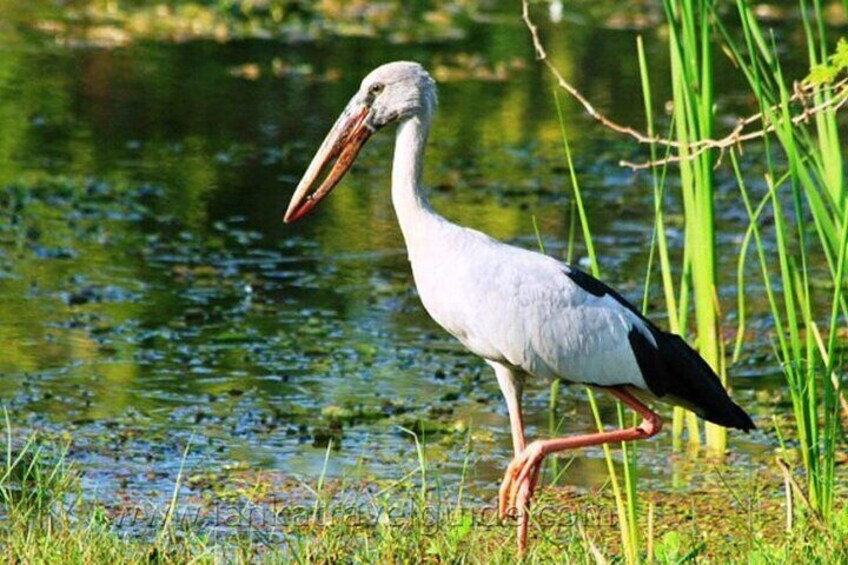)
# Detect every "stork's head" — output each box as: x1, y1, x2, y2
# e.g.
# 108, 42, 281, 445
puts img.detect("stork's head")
284, 61, 437, 223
